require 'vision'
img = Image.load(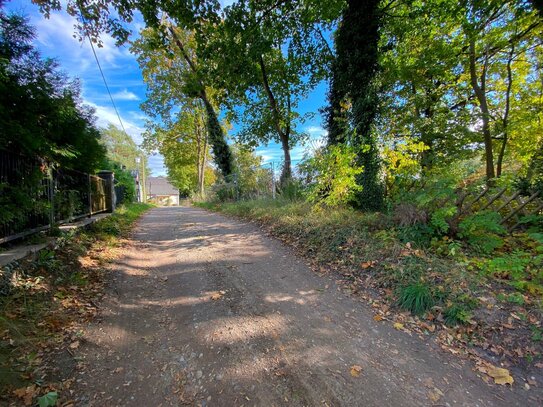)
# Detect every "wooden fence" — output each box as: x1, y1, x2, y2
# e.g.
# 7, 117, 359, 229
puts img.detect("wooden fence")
456, 185, 542, 232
